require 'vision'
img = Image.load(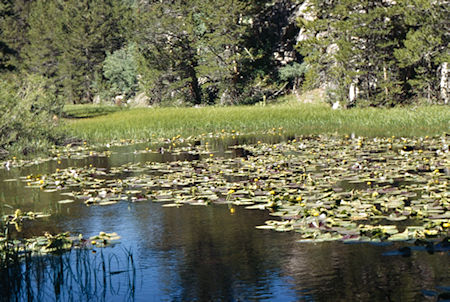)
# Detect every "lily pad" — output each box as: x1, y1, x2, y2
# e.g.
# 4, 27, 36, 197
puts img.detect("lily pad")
57, 199, 75, 204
